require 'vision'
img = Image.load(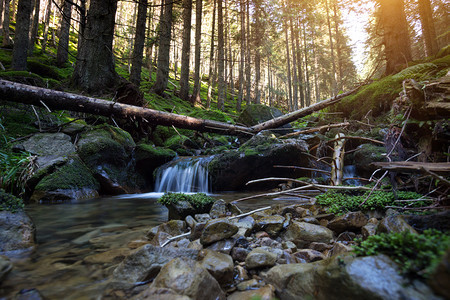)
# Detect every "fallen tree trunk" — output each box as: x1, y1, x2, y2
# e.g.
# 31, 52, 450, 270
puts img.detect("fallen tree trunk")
0, 79, 253, 136
250, 86, 361, 132
0, 79, 361, 135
